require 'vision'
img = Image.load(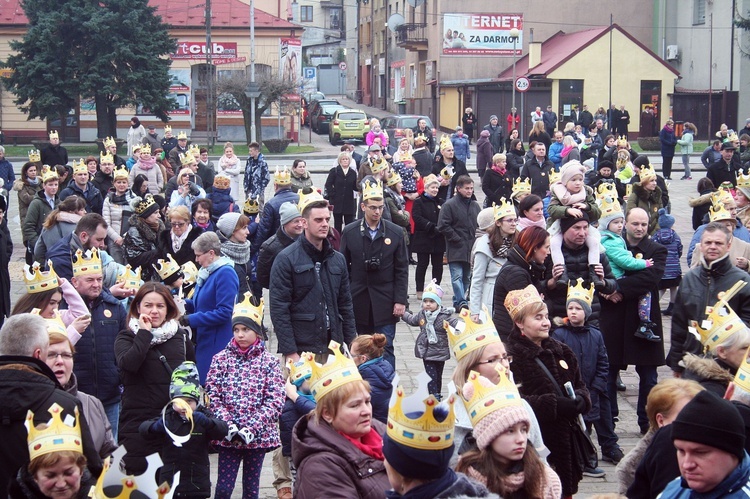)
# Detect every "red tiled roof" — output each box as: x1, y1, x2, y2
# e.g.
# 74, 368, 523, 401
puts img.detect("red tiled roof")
498, 24, 678, 79
0, 0, 297, 29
